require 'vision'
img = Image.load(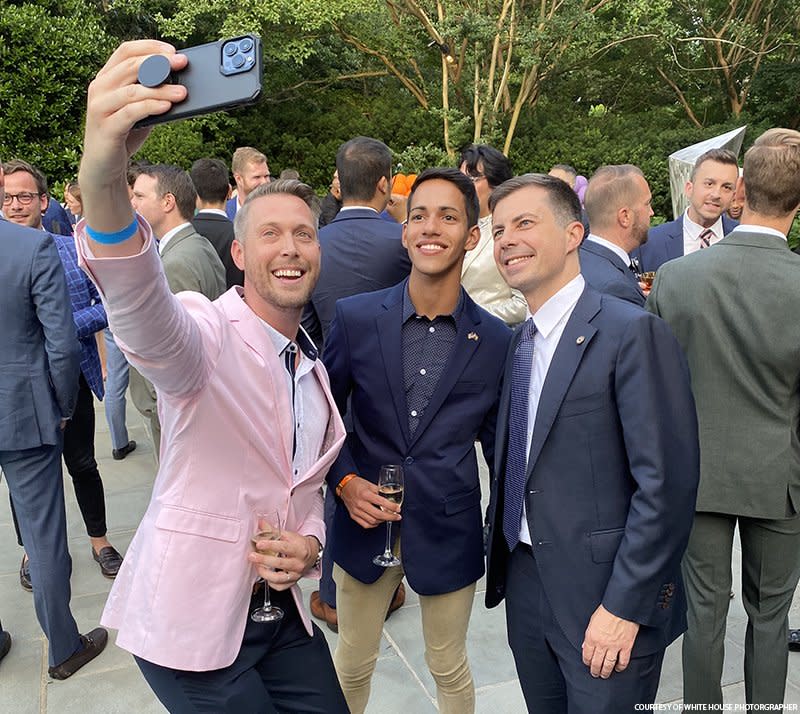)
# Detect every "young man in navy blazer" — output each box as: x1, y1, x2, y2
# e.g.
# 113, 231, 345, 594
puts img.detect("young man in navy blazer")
323, 168, 511, 714
485, 173, 699, 713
